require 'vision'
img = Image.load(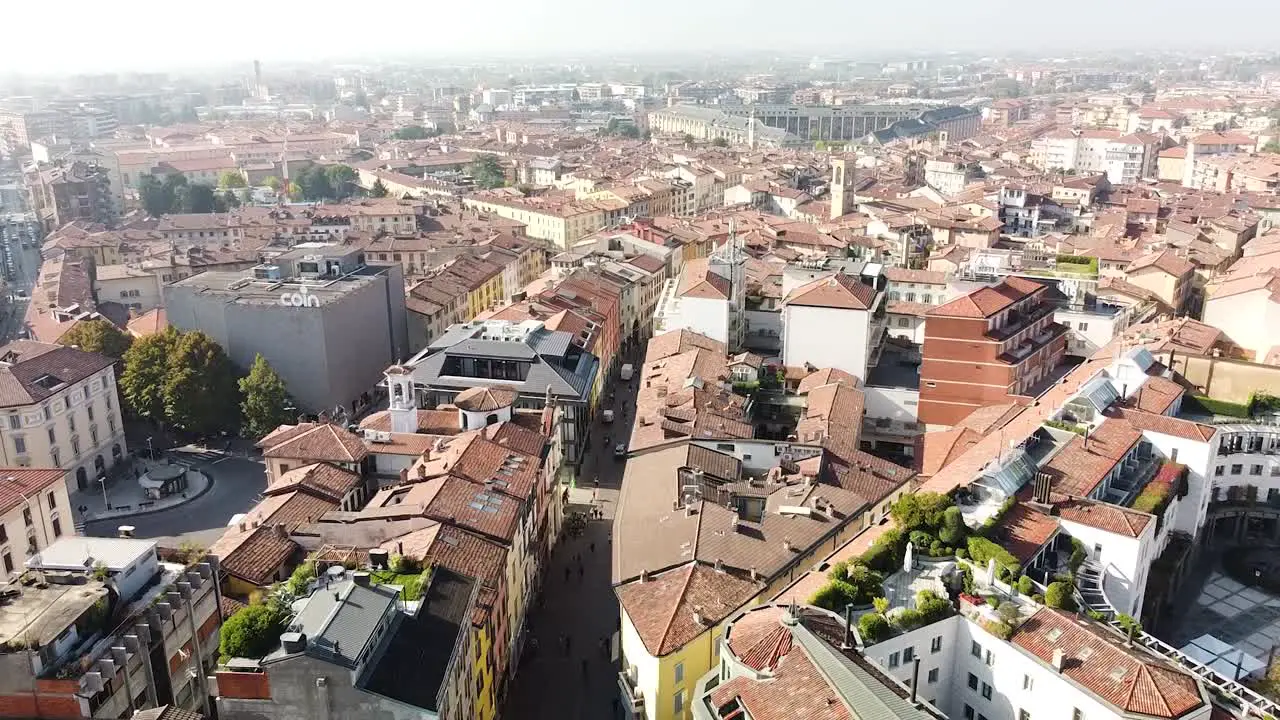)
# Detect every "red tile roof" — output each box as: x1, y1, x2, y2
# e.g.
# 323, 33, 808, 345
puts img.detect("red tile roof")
1056, 498, 1151, 538
0, 468, 66, 517
1011, 609, 1203, 718
616, 562, 763, 657
785, 274, 876, 310
928, 276, 1043, 319
260, 422, 369, 463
